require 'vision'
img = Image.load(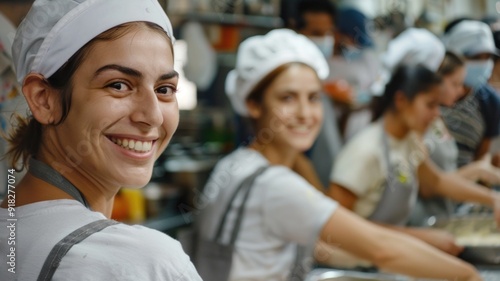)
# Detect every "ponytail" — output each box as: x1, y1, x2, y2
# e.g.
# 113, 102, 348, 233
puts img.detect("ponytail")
371, 64, 442, 121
